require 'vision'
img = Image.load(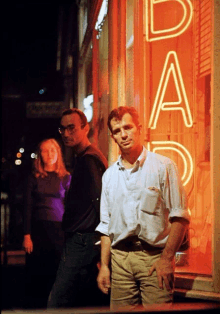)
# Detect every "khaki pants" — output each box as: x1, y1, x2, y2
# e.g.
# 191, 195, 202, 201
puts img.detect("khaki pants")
110, 240, 173, 310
